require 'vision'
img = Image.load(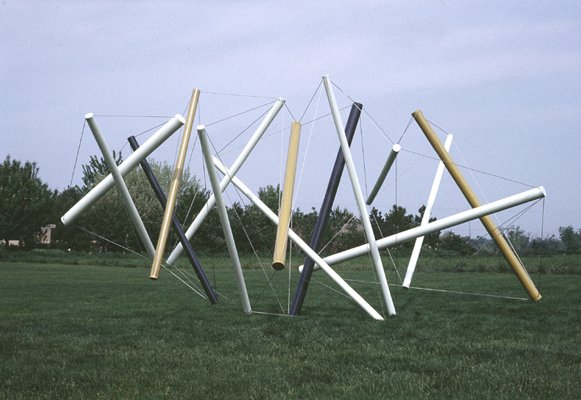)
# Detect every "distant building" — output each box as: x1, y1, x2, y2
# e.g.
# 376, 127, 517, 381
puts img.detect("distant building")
38, 224, 56, 245
0, 224, 57, 248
